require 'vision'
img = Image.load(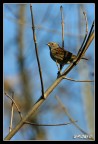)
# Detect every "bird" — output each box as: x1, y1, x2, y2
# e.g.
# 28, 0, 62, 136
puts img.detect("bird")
47, 42, 88, 71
